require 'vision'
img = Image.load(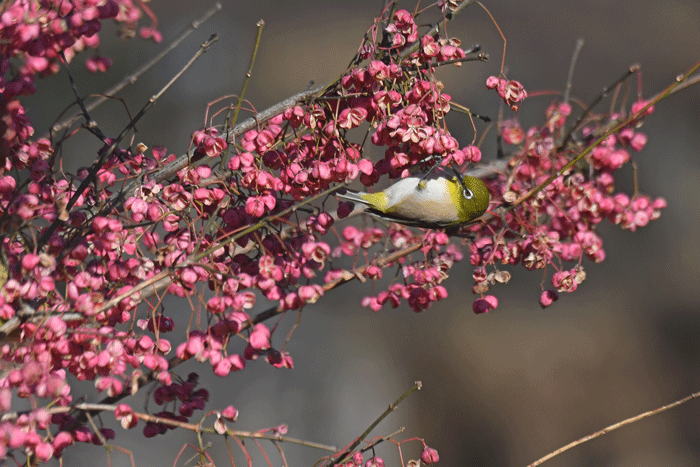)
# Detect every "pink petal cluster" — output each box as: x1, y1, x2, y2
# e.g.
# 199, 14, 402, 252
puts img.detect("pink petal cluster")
0, 3, 668, 463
